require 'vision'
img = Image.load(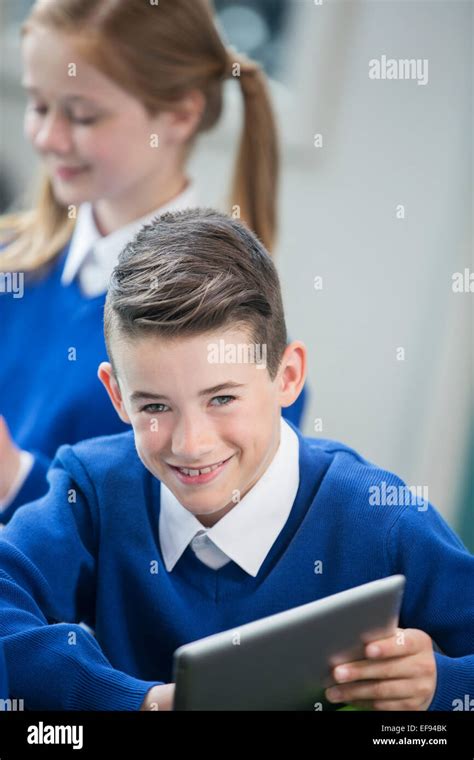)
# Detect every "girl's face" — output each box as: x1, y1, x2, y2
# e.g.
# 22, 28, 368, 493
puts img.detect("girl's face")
22, 25, 192, 216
